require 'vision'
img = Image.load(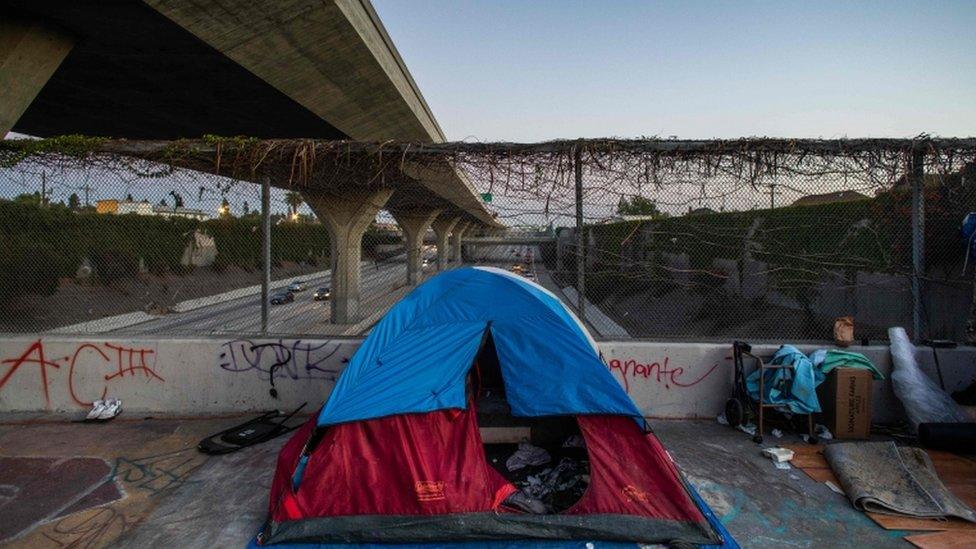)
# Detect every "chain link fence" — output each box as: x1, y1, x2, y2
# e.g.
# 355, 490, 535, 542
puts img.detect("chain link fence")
2, 137, 974, 343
